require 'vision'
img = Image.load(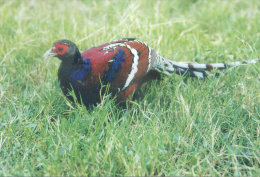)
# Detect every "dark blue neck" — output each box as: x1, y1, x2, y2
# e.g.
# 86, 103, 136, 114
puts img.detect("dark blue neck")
73, 48, 83, 64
